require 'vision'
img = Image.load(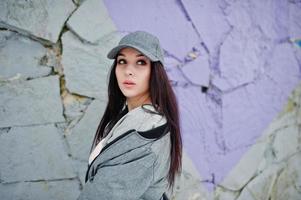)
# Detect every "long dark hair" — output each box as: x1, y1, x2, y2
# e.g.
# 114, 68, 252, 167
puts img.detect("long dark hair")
90, 59, 182, 189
